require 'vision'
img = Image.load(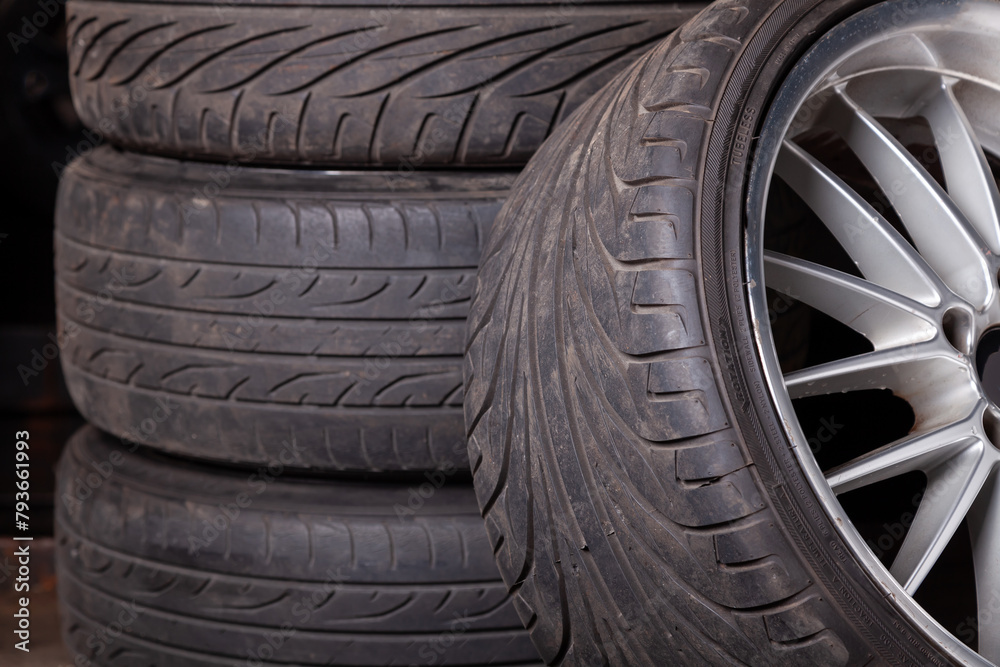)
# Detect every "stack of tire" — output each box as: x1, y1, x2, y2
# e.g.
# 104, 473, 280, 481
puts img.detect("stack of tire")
52, 0, 703, 664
